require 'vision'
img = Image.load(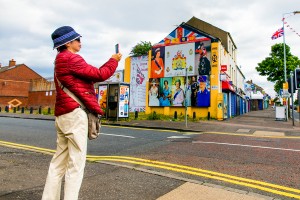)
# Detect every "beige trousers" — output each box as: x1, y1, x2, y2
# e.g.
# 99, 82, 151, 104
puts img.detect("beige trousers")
42, 108, 88, 200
